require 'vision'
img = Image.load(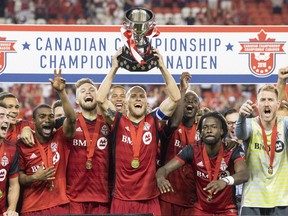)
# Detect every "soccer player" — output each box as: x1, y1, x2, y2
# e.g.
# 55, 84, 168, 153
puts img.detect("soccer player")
96, 48, 181, 215
18, 69, 77, 215
0, 92, 33, 144
0, 101, 20, 216
52, 100, 65, 119
236, 83, 288, 215
157, 111, 249, 215
159, 72, 199, 216
66, 77, 111, 214
108, 85, 127, 116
